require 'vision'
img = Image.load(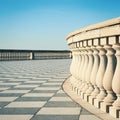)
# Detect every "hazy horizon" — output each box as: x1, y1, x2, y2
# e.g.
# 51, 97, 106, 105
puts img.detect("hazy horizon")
0, 0, 120, 50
